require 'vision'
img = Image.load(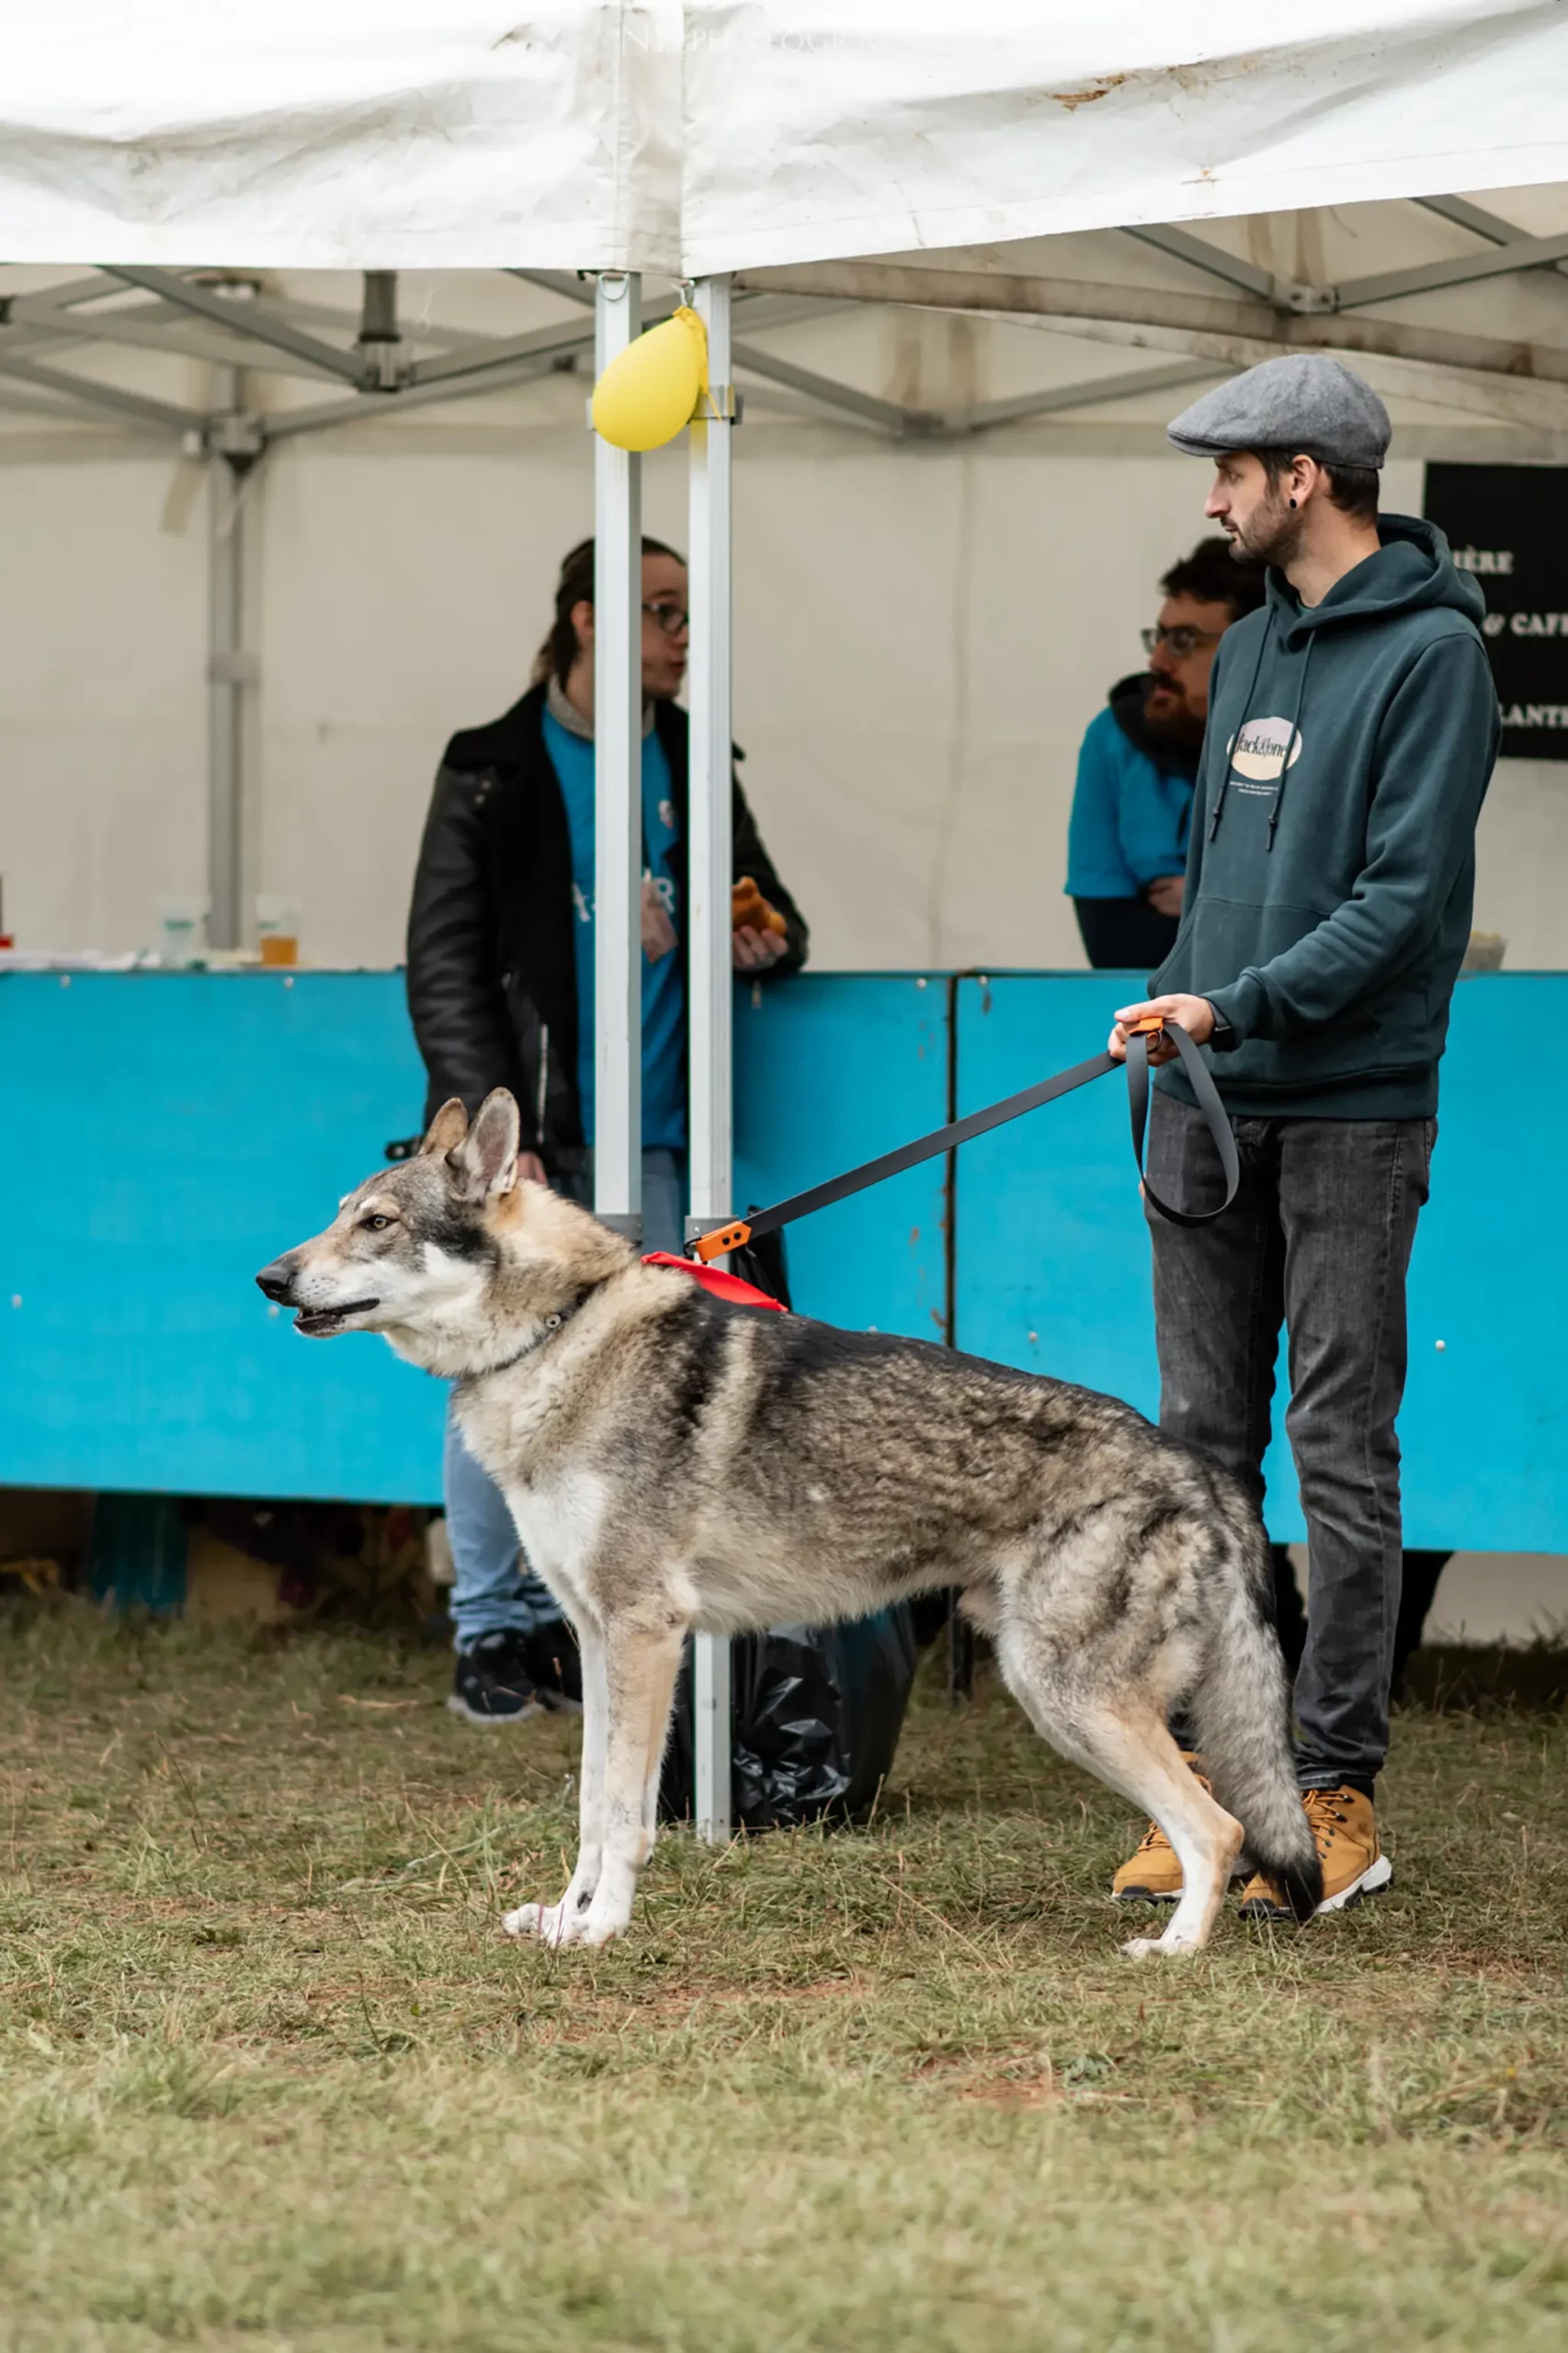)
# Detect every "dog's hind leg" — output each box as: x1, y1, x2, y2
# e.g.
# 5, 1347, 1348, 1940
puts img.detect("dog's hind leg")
503, 1614, 608, 1948
1100, 1719, 1244, 1960
995, 1631, 1244, 1959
